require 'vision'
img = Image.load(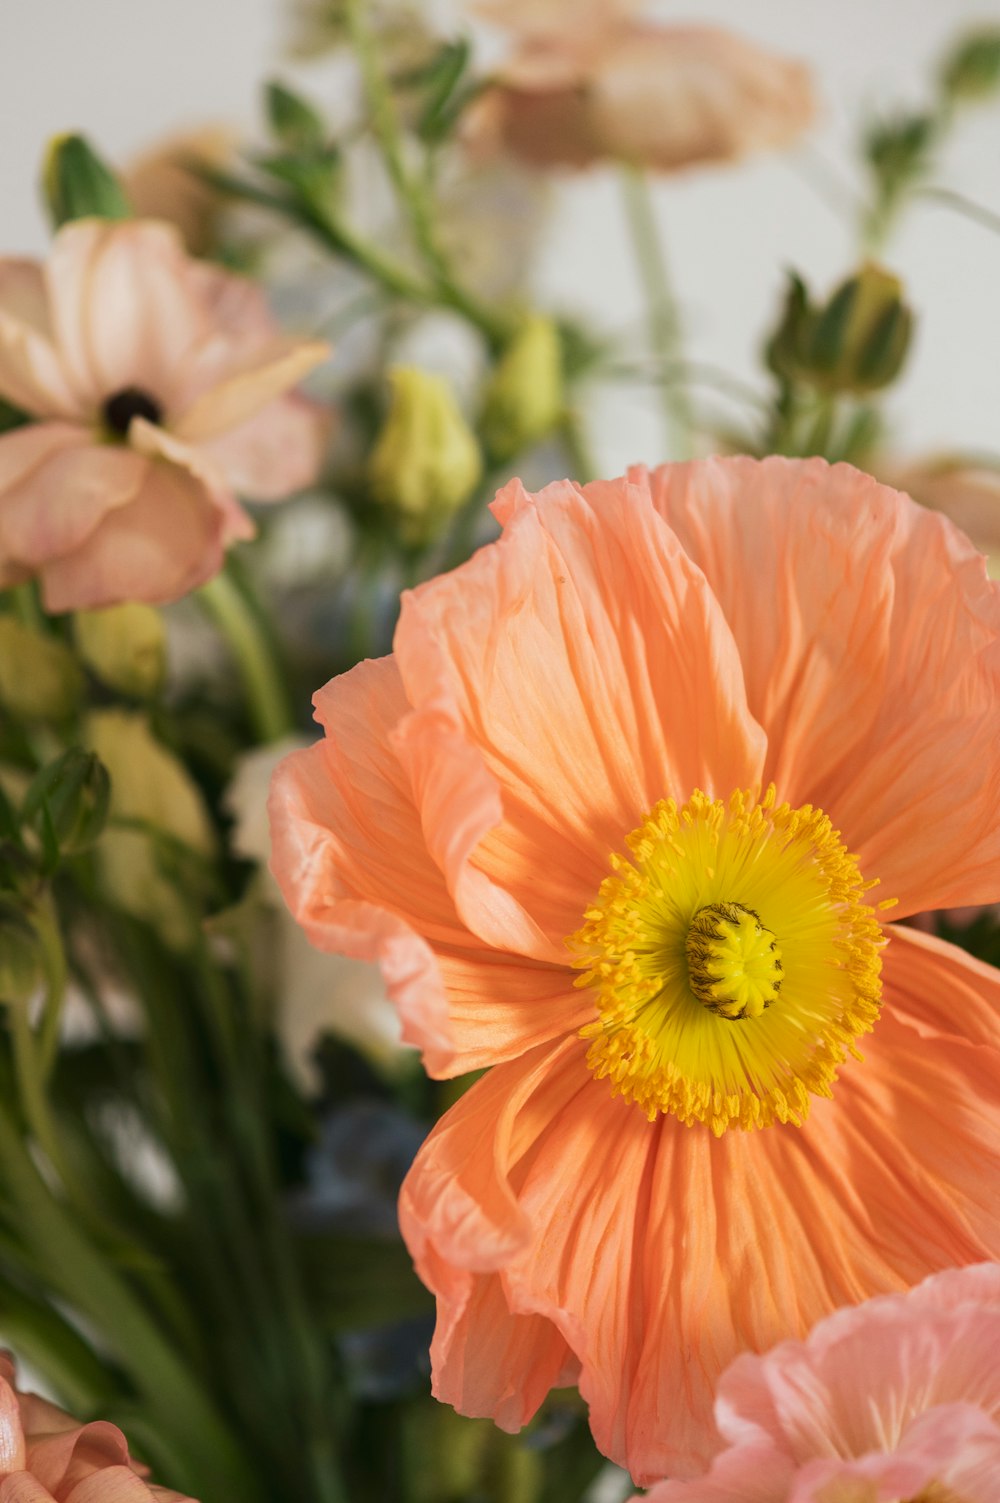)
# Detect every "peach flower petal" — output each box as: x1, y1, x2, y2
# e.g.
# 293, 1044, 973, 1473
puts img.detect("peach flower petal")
641, 456, 1000, 916
39, 455, 225, 612
0, 1378, 25, 1475
128, 418, 252, 546
200, 394, 331, 503
394, 475, 765, 954
401, 994, 1000, 1483
882, 923, 1000, 1047
269, 658, 591, 1074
